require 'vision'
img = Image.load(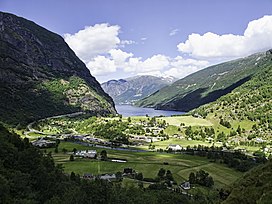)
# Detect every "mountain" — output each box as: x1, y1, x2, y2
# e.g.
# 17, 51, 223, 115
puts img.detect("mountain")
192, 50, 272, 137
136, 51, 269, 112
222, 160, 272, 204
0, 12, 116, 125
101, 75, 175, 105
